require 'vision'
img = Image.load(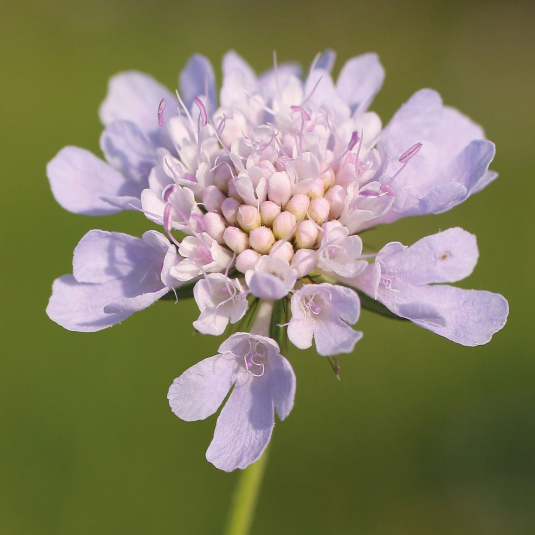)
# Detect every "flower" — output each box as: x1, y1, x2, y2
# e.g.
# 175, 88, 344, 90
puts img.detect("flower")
47, 50, 508, 470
